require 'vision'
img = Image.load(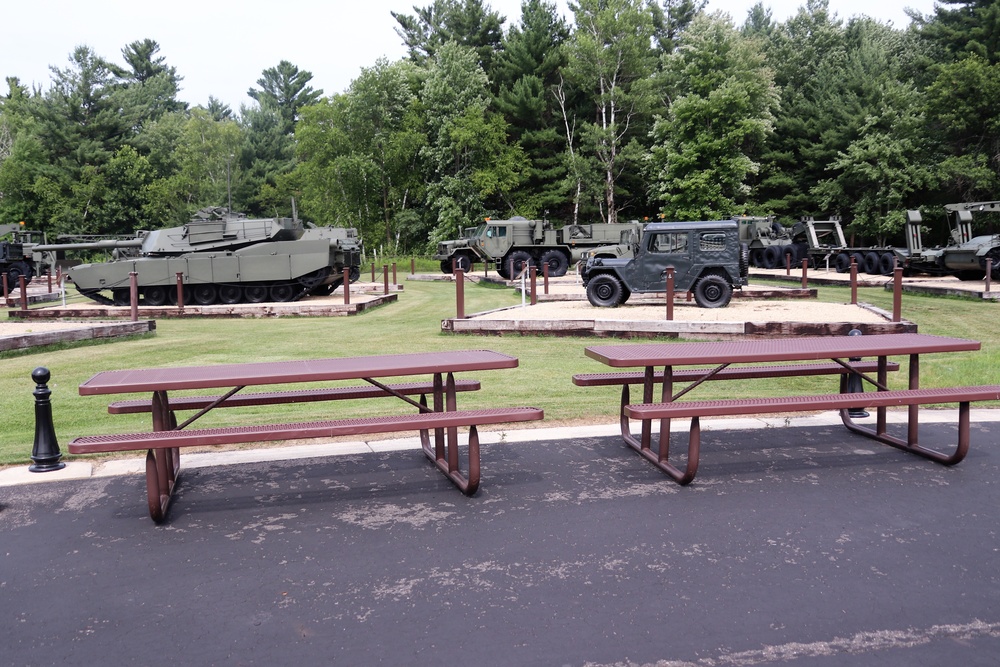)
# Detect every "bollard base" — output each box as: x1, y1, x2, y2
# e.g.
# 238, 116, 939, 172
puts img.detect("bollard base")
29, 460, 66, 473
